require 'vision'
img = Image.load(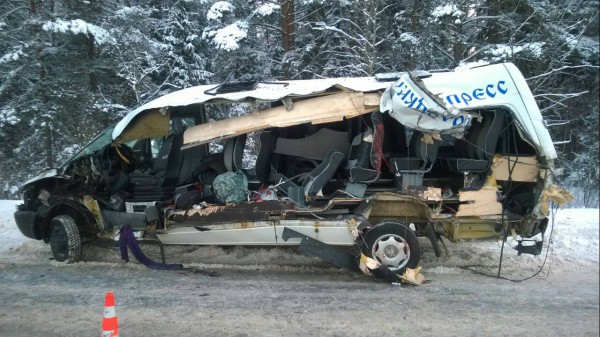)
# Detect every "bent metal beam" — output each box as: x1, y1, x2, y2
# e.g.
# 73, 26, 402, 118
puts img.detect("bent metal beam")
182, 91, 381, 149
